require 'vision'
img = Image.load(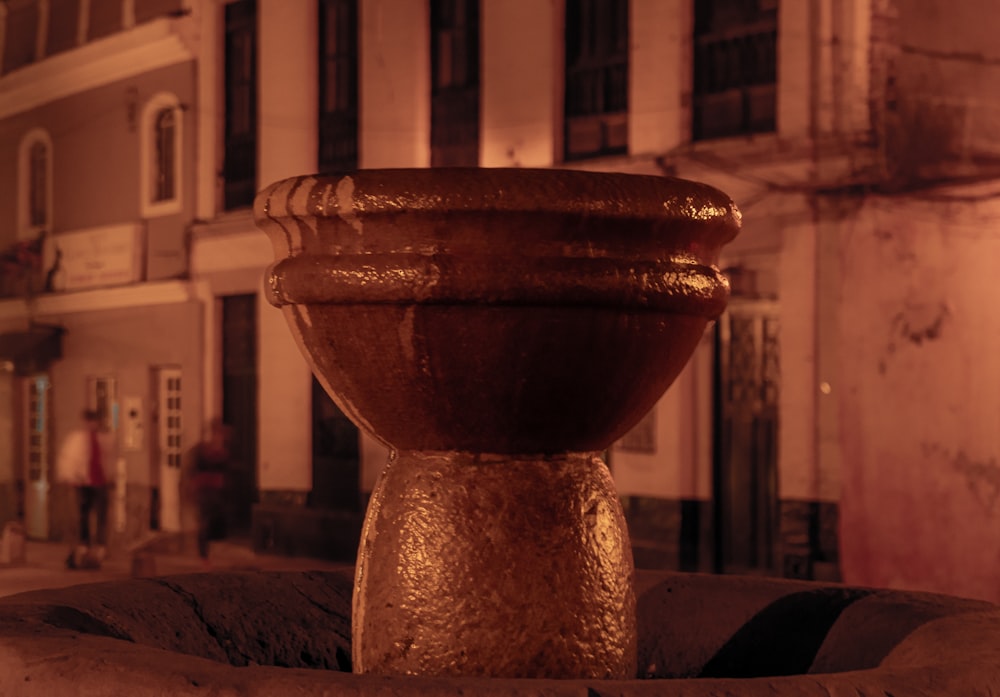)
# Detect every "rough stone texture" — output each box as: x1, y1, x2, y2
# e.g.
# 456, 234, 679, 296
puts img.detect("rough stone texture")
0, 569, 354, 671
256, 169, 738, 455
355, 451, 635, 678
0, 569, 998, 695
